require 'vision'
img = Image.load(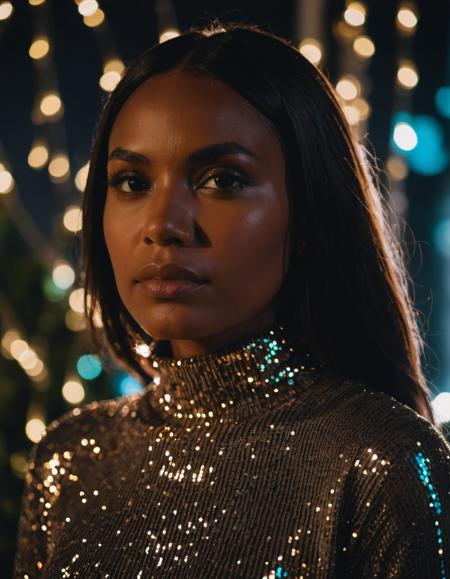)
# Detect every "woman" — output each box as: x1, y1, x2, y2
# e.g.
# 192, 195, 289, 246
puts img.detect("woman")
14, 21, 450, 578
